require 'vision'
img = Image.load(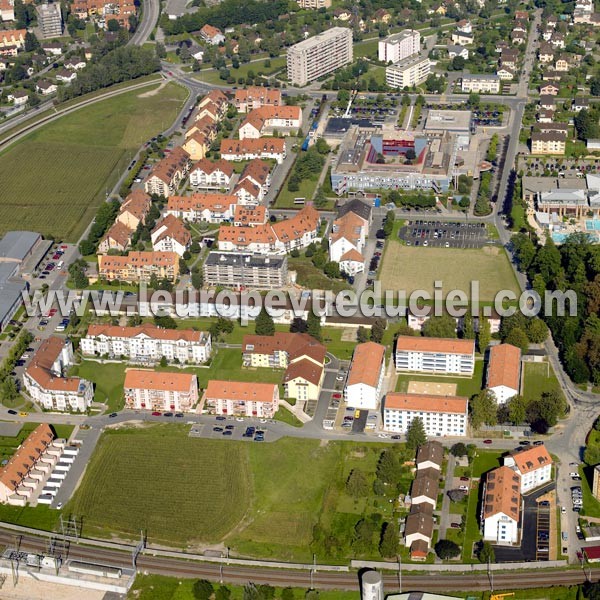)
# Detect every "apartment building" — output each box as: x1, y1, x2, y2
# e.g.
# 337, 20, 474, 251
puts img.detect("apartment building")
503, 445, 553, 493
200, 24, 225, 45
0, 29, 25, 56
378, 30, 420, 63
416, 441, 444, 471
233, 205, 268, 226
239, 106, 303, 139
189, 159, 233, 189
116, 189, 152, 230
203, 252, 288, 290
98, 220, 132, 253
98, 251, 179, 283
124, 369, 199, 412
220, 138, 286, 164
24, 337, 93, 412
531, 131, 566, 155
481, 466, 521, 545
329, 211, 368, 275
81, 323, 212, 364
238, 159, 272, 195
234, 87, 282, 113
144, 147, 190, 197
233, 178, 263, 205
461, 74, 500, 94
151, 215, 191, 257
486, 343, 521, 404
386, 55, 431, 89
344, 342, 385, 410
182, 131, 209, 161
167, 193, 236, 224
202, 380, 280, 417
296, 0, 331, 8
37, 3, 63, 37
186, 115, 218, 144
395, 336, 475, 375
287, 27, 353, 86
